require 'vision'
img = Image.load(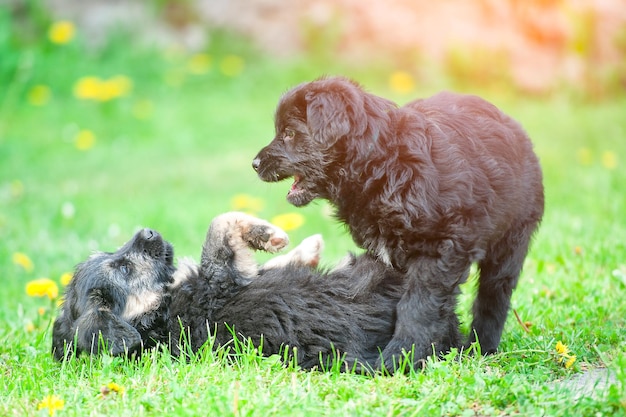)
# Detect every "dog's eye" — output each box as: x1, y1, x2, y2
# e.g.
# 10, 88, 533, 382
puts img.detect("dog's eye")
283, 129, 295, 141
119, 263, 130, 275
